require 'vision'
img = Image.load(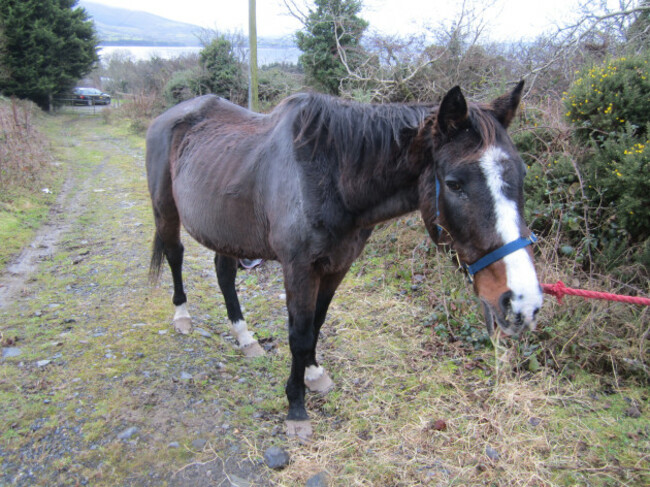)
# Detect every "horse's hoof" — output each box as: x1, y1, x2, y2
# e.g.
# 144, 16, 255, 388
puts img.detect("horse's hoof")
241, 341, 265, 358
305, 370, 335, 394
173, 317, 192, 335
286, 420, 313, 441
